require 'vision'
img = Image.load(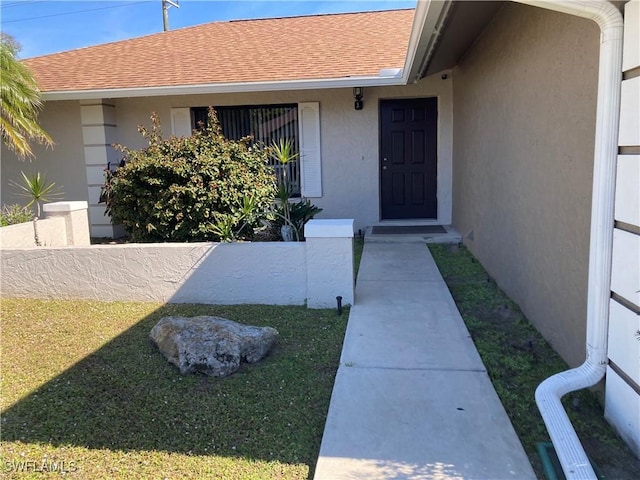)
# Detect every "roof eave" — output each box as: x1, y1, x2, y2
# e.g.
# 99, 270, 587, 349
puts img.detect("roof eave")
41, 75, 406, 101
403, 0, 454, 84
